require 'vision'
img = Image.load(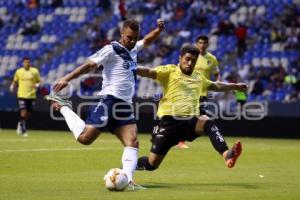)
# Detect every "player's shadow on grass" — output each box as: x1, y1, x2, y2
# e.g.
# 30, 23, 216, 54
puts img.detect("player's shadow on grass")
143, 182, 258, 190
